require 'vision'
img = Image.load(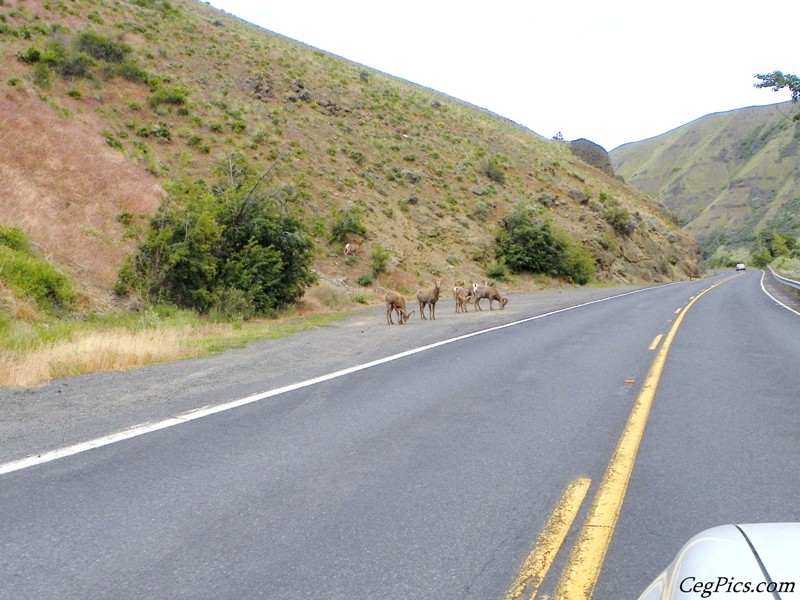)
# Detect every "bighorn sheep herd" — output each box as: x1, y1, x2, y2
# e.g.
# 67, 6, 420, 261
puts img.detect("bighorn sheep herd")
343, 244, 508, 325
382, 281, 507, 325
